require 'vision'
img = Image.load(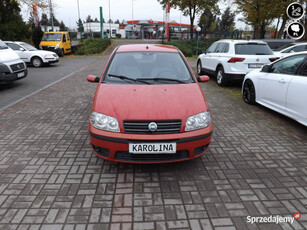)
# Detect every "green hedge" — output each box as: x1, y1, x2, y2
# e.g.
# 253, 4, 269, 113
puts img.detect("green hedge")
166, 39, 218, 57
75, 38, 111, 55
